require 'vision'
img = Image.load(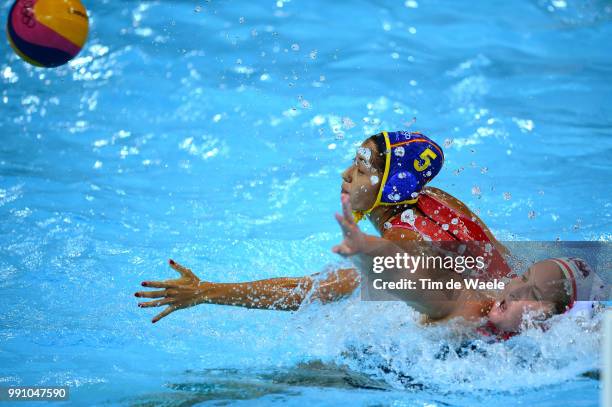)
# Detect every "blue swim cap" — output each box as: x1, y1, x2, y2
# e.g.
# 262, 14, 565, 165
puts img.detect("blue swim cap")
353, 131, 444, 222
